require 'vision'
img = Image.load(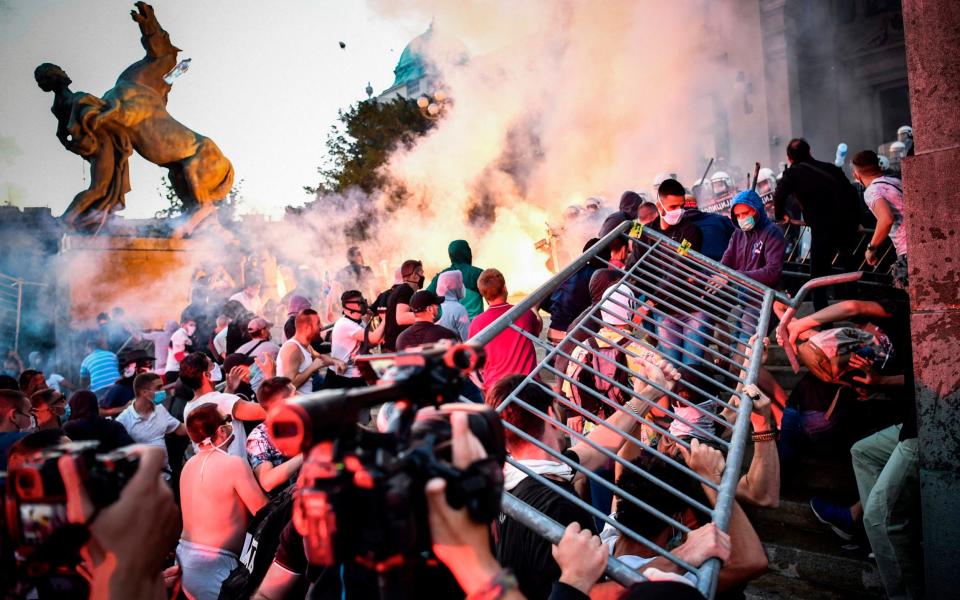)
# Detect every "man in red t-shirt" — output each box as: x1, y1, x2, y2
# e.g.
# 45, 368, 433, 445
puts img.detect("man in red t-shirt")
468, 269, 543, 391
